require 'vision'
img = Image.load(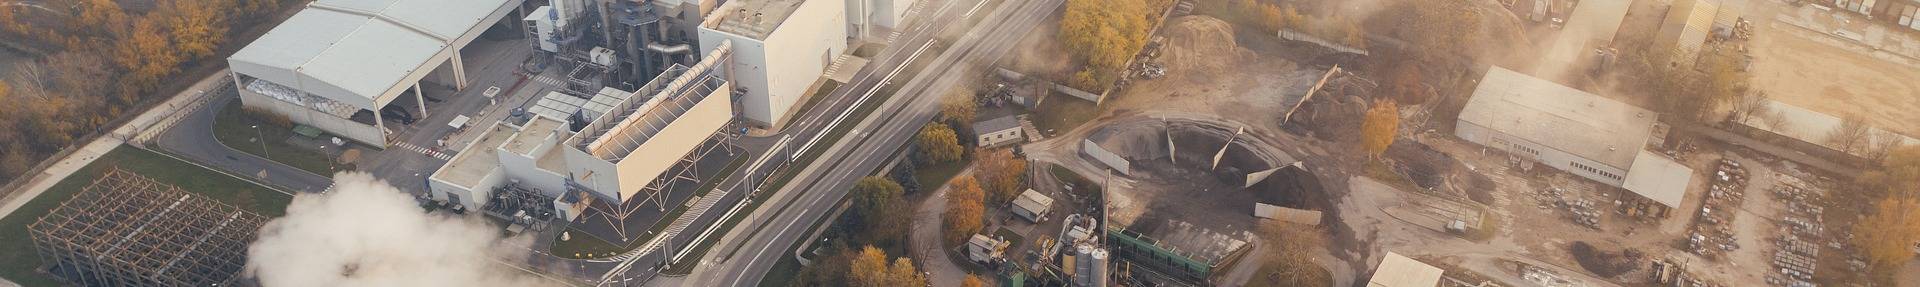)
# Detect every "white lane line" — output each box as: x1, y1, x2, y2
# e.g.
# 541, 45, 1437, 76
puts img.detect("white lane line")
793, 40, 936, 160
730, 208, 808, 287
